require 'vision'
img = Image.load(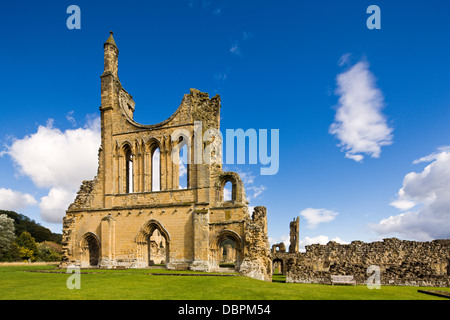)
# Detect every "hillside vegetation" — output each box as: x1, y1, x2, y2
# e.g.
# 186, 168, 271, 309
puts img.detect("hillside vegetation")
0, 210, 62, 262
